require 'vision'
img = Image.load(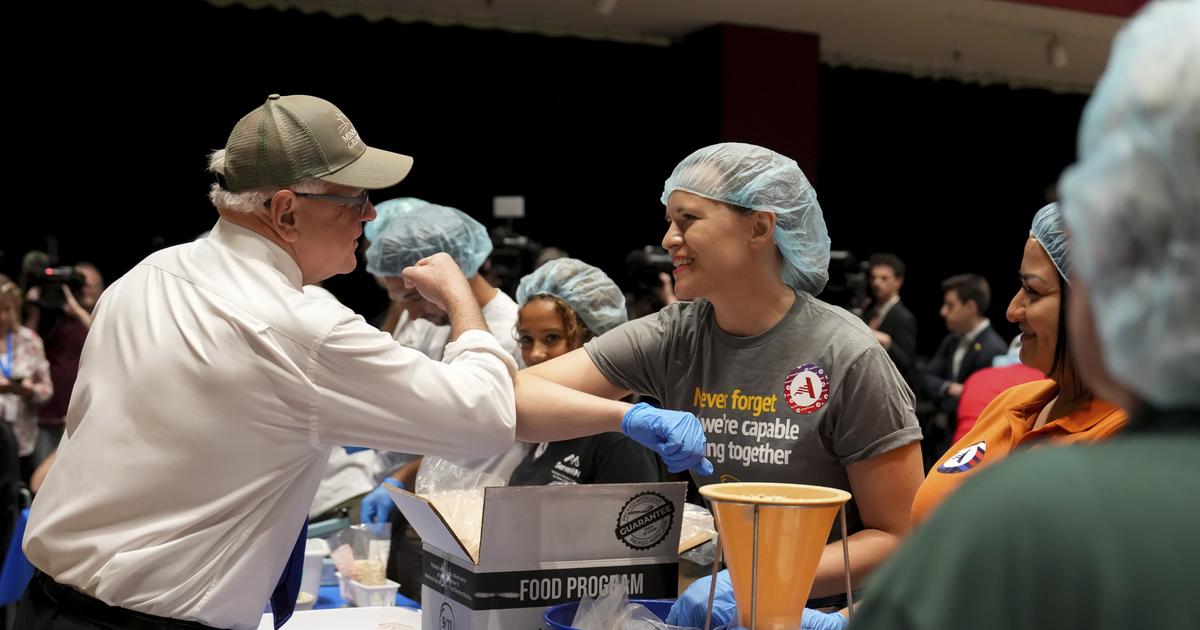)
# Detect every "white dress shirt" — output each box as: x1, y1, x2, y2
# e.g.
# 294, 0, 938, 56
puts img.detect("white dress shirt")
23, 219, 517, 629
302, 285, 385, 519
951, 319, 993, 381
391, 310, 451, 362
394, 289, 532, 484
